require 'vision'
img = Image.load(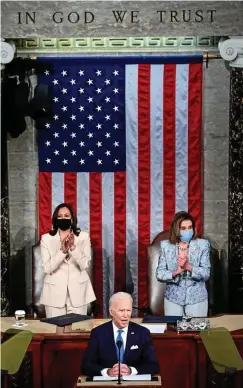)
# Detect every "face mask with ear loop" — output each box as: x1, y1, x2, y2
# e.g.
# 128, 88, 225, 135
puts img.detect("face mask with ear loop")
56, 219, 72, 231
180, 230, 193, 243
